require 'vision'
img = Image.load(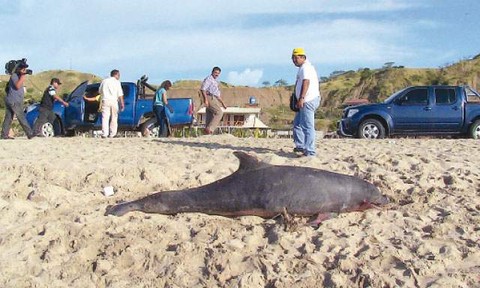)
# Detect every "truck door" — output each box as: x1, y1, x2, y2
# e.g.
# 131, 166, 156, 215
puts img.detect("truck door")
167, 98, 194, 126
117, 83, 134, 127
64, 81, 88, 129
430, 87, 462, 132
390, 87, 433, 132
